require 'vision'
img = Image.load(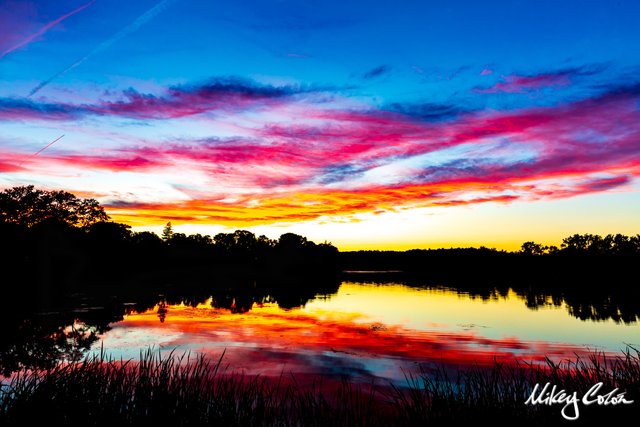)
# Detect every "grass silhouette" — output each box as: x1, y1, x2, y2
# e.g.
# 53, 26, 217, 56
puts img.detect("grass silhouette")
1, 347, 638, 425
